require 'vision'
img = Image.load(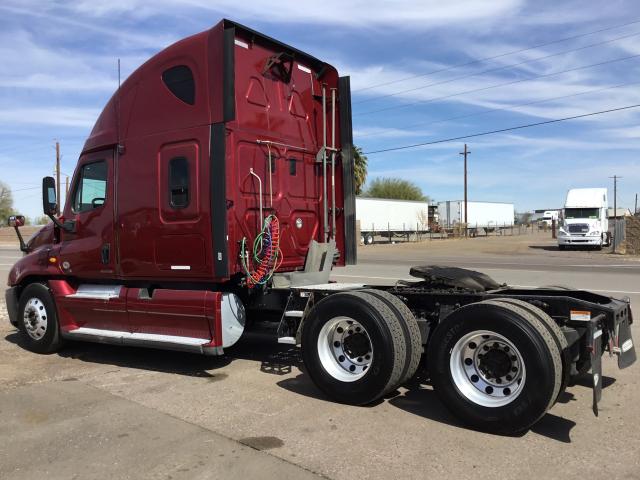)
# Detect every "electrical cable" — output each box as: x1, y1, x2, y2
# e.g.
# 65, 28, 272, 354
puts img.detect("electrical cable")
353, 16, 640, 93
354, 29, 640, 105
363, 103, 640, 155
355, 79, 640, 138
241, 215, 283, 288
355, 52, 640, 116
